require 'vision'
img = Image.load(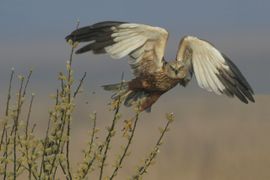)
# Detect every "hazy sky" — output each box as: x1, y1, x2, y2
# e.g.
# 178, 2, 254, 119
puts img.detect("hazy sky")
0, 0, 269, 94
